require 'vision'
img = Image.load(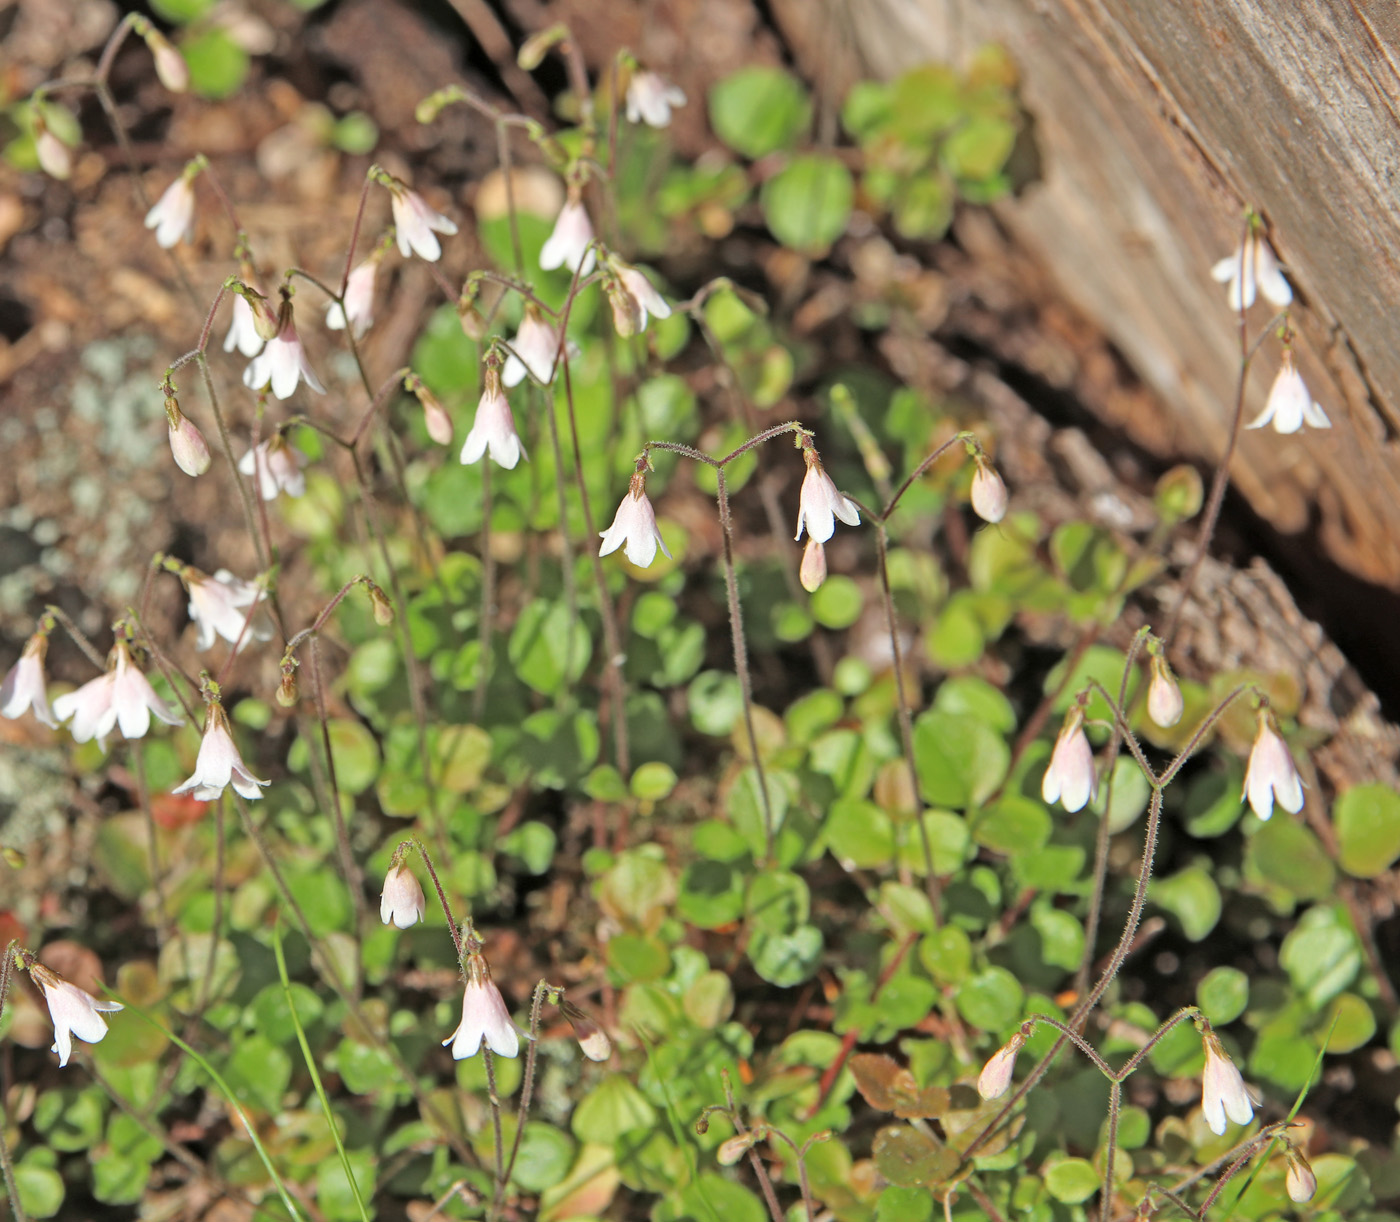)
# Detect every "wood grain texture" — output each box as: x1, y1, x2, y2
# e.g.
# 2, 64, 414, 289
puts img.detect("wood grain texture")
774, 0, 1400, 585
